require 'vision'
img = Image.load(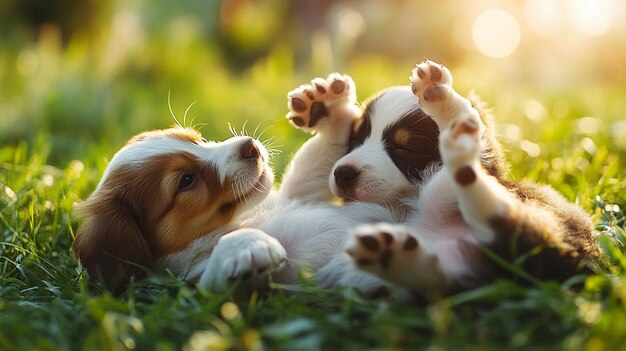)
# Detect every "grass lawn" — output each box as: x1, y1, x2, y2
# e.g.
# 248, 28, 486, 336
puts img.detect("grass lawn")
2, 13, 626, 350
